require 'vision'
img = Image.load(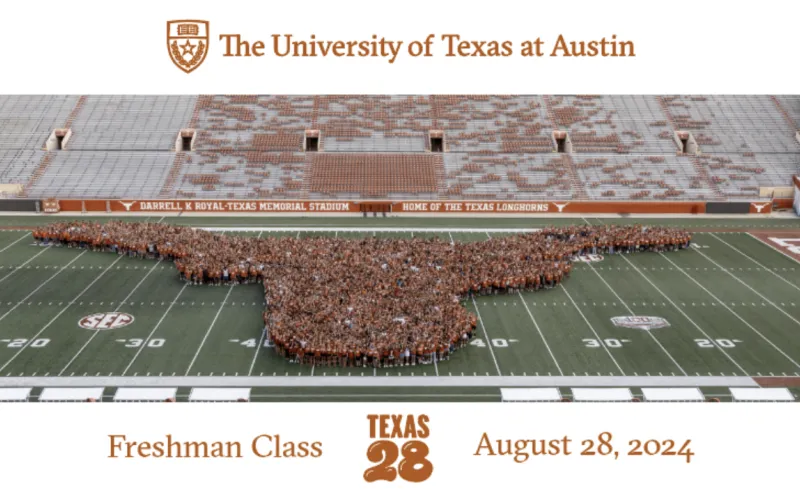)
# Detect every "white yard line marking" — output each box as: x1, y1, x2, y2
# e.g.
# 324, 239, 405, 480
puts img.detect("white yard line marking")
157, 216, 165, 223
0, 232, 30, 253
619, 253, 748, 375
0, 251, 86, 324
583, 261, 687, 375
516, 291, 563, 375
184, 285, 235, 375
58, 259, 162, 376
245, 231, 268, 375
448, 232, 454, 244
470, 296, 502, 376
712, 233, 800, 294
660, 253, 800, 370
248, 328, 267, 376
692, 246, 800, 329
121, 283, 189, 376
0, 246, 51, 285
560, 286, 626, 375
485, 232, 492, 240
0, 253, 124, 373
